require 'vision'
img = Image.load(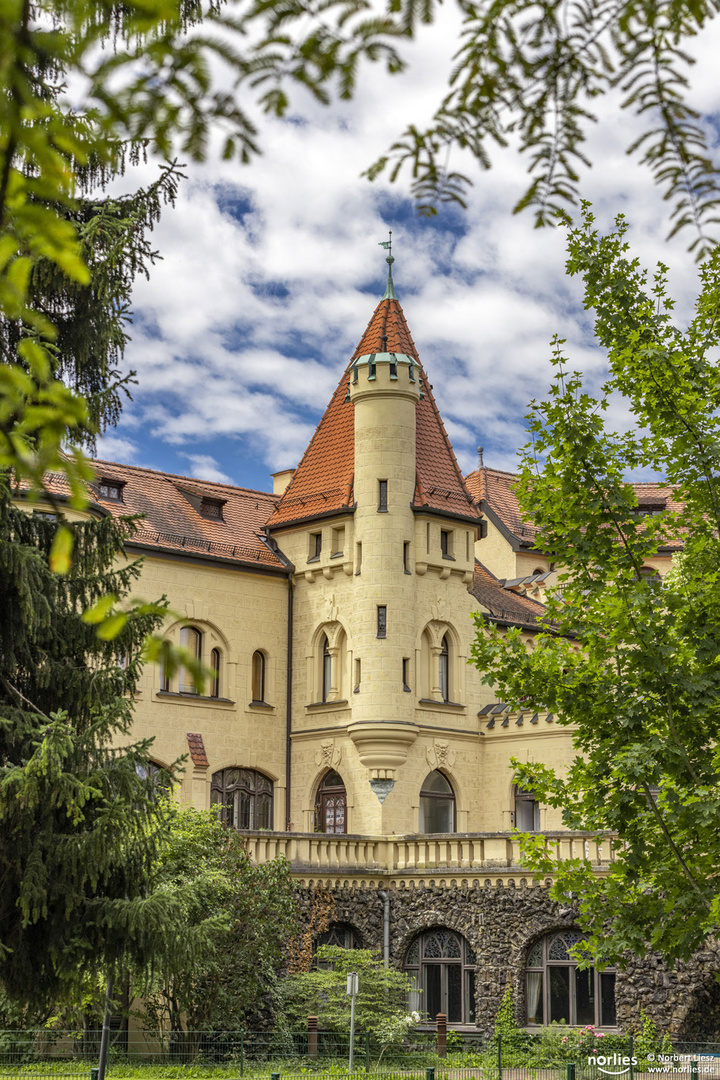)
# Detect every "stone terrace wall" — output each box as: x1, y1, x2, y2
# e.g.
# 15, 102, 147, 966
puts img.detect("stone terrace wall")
295, 881, 720, 1040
